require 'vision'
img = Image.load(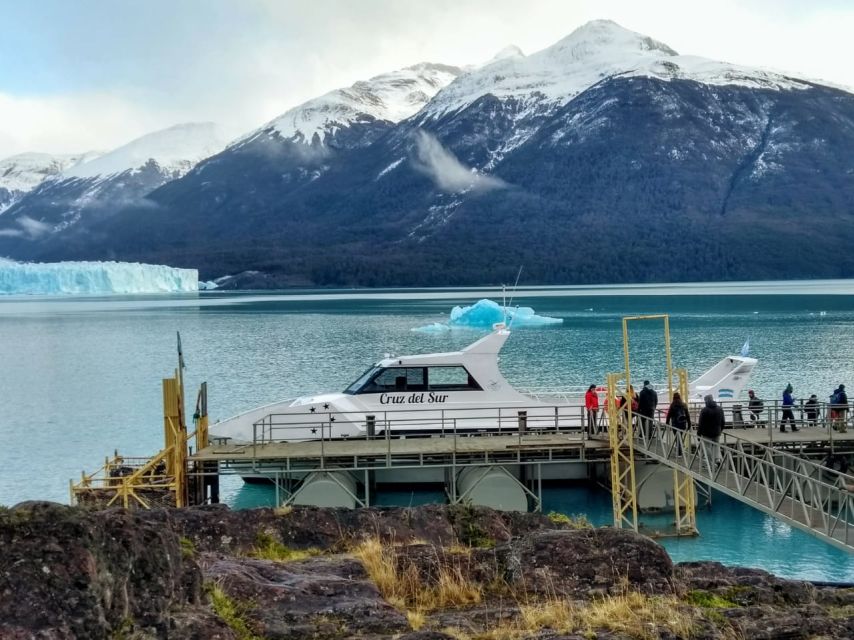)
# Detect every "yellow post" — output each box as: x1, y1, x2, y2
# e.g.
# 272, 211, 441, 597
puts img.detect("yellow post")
672, 368, 697, 535
163, 377, 180, 474
195, 382, 209, 450
163, 375, 188, 508
608, 372, 638, 530
664, 315, 673, 400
